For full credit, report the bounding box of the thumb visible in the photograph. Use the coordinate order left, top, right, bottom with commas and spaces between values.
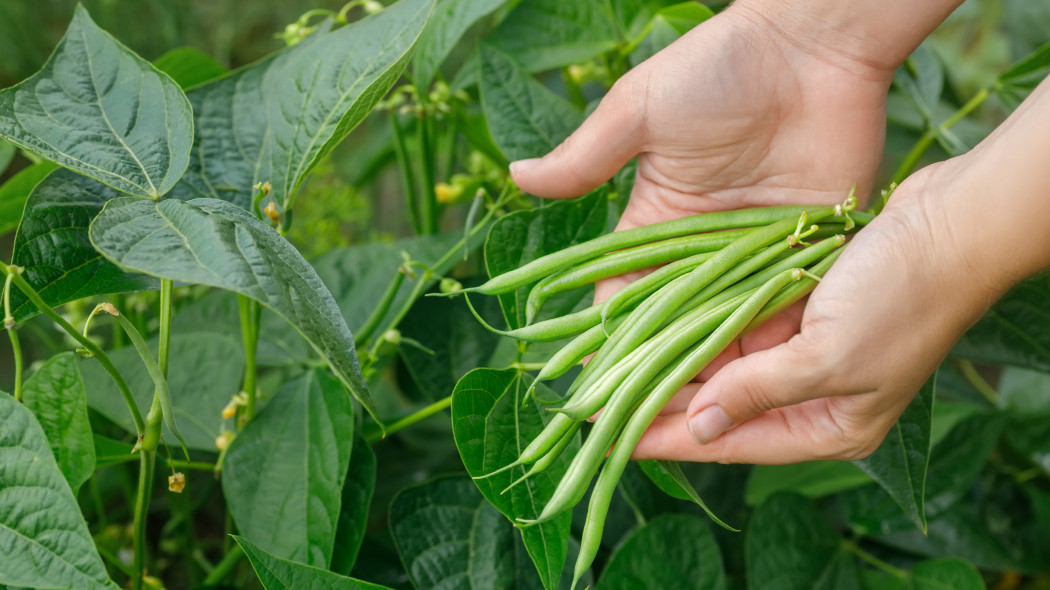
510, 80, 645, 198
686, 337, 835, 444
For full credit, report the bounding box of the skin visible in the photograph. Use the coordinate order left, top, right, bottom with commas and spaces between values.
505, 0, 1050, 464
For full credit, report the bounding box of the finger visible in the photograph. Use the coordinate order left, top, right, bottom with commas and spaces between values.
633, 397, 888, 464
684, 334, 838, 445
510, 78, 645, 198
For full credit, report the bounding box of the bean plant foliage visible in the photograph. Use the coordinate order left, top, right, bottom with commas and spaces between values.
1, 1, 1050, 589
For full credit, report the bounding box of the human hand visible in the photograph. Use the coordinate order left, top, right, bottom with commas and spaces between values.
630, 158, 1010, 464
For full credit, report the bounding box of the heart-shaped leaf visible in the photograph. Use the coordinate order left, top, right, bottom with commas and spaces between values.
0, 6, 192, 199
223, 369, 354, 568
597, 514, 726, 590
9, 168, 155, 322
485, 0, 618, 73
88, 196, 376, 421
0, 391, 118, 590
20, 352, 95, 494
170, 0, 435, 212
412, 0, 509, 88
451, 368, 577, 590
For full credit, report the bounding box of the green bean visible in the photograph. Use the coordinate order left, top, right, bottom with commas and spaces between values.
565, 210, 832, 403
473, 411, 577, 480
523, 230, 748, 322
525, 314, 629, 406
501, 421, 582, 495
748, 247, 843, 328
568, 270, 802, 585
458, 206, 812, 296
464, 292, 641, 343
532, 269, 800, 532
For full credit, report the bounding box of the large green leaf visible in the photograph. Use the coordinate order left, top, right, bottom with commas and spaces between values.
412, 0, 508, 88
483, 190, 607, 330
597, 514, 726, 590
0, 6, 192, 199
0, 160, 56, 235
153, 47, 228, 90
486, 0, 619, 73
747, 493, 860, 590
627, 2, 713, 65
911, 559, 985, 590
0, 391, 117, 590
235, 536, 393, 590
997, 40, 1050, 109
330, 432, 377, 575
0, 138, 13, 174
894, 44, 944, 124
478, 44, 583, 164
9, 168, 155, 322
170, 0, 435, 212
451, 369, 577, 590
89, 196, 376, 421
79, 332, 243, 451
223, 370, 354, 568
20, 352, 95, 494
389, 474, 520, 589
953, 272, 1050, 372
853, 373, 935, 533
745, 461, 872, 506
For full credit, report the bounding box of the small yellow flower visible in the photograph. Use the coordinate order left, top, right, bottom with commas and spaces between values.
168, 472, 186, 494
435, 182, 463, 204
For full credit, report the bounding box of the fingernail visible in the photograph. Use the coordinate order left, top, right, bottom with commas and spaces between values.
688, 406, 732, 445
509, 158, 540, 175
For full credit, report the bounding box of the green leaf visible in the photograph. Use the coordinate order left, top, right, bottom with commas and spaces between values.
748, 493, 861, 590
853, 373, 935, 533
20, 352, 95, 494
0, 138, 13, 174
92, 434, 136, 468
88, 197, 377, 422
389, 474, 521, 589
486, 0, 619, 73
478, 44, 583, 163
627, 2, 713, 65
911, 559, 985, 590
79, 332, 242, 451
0, 6, 192, 199
223, 369, 354, 568
999, 365, 1050, 415
235, 536, 393, 590
412, 0, 508, 88
0, 391, 118, 590
170, 0, 435, 212
638, 460, 736, 530
745, 461, 872, 506
451, 369, 577, 590
483, 190, 607, 330
0, 160, 57, 235
9, 168, 156, 322
953, 272, 1050, 372
153, 47, 228, 89
597, 514, 726, 590
330, 432, 377, 575
997, 40, 1050, 109
894, 44, 944, 123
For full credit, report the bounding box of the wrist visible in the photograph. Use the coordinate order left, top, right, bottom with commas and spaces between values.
728, 0, 963, 75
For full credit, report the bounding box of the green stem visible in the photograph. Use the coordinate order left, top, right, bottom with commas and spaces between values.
132, 452, 155, 590
0, 261, 145, 435
202, 544, 245, 585
367, 269, 432, 362
954, 358, 1000, 406
891, 86, 991, 186
237, 295, 259, 424
3, 270, 21, 401
365, 394, 452, 443
842, 540, 908, 580
390, 112, 422, 235
98, 543, 135, 578
417, 112, 439, 235
166, 459, 217, 471
159, 280, 173, 377
354, 271, 405, 348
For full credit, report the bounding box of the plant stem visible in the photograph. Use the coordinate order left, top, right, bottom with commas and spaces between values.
159, 280, 173, 377
417, 111, 439, 235
0, 261, 145, 435
390, 111, 422, 235
3, 269, 22, 401
891, 86, 991, 186
202, 544, 244, 585
98, 543, 136, 578
166, 459, 217, 471
367, 269, 432, 362
237, 295, 259, 423
365, 394, 452, 443
354, 271, 405, 348
132, 452, 155, 590
842, 540, 908, 580
954, 358, 1000, 406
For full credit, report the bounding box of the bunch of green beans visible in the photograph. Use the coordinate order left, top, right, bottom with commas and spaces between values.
454, 195, 868, 588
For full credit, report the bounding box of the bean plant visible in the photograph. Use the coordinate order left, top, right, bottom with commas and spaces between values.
1, 1, 1050, 589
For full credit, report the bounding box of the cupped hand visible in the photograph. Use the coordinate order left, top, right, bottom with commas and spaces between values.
631, 158, 1007, 464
